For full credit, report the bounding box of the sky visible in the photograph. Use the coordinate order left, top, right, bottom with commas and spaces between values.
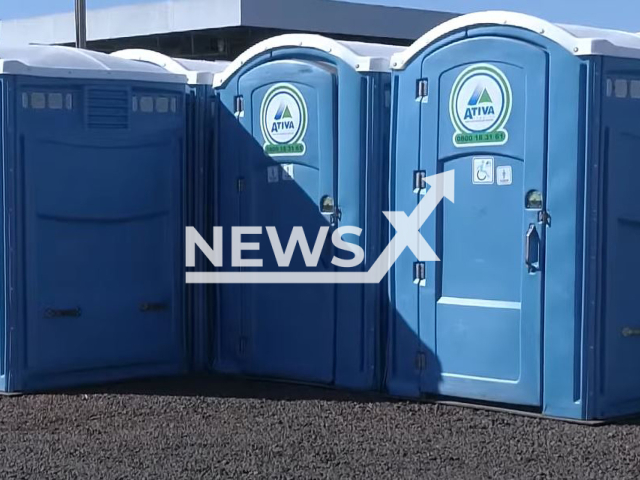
0, 0, 637, 31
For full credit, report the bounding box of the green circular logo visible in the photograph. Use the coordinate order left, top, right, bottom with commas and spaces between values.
449, 64, 512, 147
260, 84, 308, 156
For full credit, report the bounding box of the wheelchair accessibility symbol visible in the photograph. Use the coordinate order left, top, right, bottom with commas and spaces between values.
473, 157, 494, 184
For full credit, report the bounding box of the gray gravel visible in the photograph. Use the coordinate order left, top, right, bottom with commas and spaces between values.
0, 376, 639, 479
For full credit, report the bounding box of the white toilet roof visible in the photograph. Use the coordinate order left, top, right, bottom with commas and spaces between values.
214, 34, 404, 87
112, 49, 230, 85
0, 45, 186, 83
392, 11, 640, 70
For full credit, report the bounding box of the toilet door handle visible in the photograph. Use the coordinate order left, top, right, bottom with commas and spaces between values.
525, 224, 540, 273
140, 302, 169, 312
44, 307, 81, 318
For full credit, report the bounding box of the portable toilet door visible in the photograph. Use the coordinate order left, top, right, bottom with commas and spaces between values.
211, 35, 402, 389
388, 11, 640, 420
0, 46, 188, 392
111, 50, 230, 372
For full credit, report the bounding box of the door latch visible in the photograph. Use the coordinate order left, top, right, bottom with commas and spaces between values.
538, 210, 551, 226
321, 196, 341, 226
330, 207, 342, 226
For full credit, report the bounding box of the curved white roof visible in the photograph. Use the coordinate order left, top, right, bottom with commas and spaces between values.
214, 34, 404, 88
392, 11, 640, 70
0, 45, 186, 83
112, 49, 230, 85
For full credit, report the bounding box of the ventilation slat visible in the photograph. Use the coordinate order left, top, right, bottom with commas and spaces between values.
86, 88, 129, 130
87, 98, 128, 108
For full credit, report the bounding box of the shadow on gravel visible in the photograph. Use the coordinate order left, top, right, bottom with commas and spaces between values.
611, 415, 640, 426
60, 374, 395, 404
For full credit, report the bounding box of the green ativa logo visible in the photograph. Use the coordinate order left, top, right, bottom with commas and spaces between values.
260, 83, 308, 156
449, 64, 513, 148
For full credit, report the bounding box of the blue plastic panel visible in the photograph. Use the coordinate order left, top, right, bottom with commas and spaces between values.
4, 78, 187, 392
388, 30, 562, 407
594, 58, 640, 419
233, 59, 337, 383
0, 78, 5, 391
388, 26, 618, 420
419, 36, 547, 406
187, 84, 215, 372
214, 81, 244, 377
24, 138, 180, 370
214, 47, 389, 392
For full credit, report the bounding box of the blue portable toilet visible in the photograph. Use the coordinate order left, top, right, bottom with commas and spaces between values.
0, 45, 188, 392
111, 50, 229, 371
388, 11, 640, 420
210, 35, 402, 390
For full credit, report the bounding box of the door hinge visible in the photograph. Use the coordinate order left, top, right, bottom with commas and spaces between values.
413, 262, 426, 287
413, 170, 426, 194
237, 177, 245, 192
238, 336, 247, 355
416, 78, 429, 100
415, 351, 427, 371
538, 210, 551, 226
234, 95, 244, 117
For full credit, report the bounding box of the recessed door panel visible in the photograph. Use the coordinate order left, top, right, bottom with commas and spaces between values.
23, 138, 182, 372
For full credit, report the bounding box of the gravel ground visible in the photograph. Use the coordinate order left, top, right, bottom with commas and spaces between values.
0, 376, 639, 479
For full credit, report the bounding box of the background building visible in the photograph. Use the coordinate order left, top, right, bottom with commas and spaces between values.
0, 0, 457, 59
1, 0, 630, 60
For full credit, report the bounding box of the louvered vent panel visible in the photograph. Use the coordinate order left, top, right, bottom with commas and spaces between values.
86, 89, 129, 129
